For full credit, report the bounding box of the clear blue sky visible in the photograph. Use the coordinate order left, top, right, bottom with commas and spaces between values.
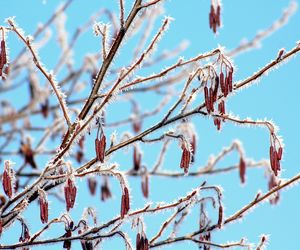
1, 0, 300, 249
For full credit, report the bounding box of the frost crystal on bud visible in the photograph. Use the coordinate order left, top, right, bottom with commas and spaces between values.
64, 178, 77, 211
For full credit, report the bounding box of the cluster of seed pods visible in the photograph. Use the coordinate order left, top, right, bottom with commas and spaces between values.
136, 232, 149, 250
180, 142, 191, 174
64, 178, 77, 211
120, 187, 130, 218
209, 1, 221, 33
202, 58, 233, 130
2, 160, 14, 198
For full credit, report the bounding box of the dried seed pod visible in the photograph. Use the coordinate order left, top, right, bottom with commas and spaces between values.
2, 160, 14, 198
20, 141, 37, 169
120, 187, 130, 218
239, 157, 246, 184
95, 133, 106, 163
88, 177, 97, 196
38, 190, 49, 224
64, 178, 77, 211
101, 178, 112, 201
133, 147, 142, 171
180, 145, 191, 174
220, 72, 225, 93
217, 205, 223, 228
209, 87, 214, 112
204, 86, 210, 113
40, 99, 49, 118
141, 172, 149, 198
76, 150, 84, 164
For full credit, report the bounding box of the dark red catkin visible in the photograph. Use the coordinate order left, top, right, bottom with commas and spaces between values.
95, 133, 106, 163
136, 233, 141, 250
228, 70, 233, 92
120, 187, 130, 218
204, 86, 210, 113
220, 71, 225, 93
137, 233, 149, 250
209, 87, 215, 112
239, 157, 246, 184
269, 144, 282, 176
2, 161, 13, 198
133, 146, 142, 171
216, 5, 221, 27
217, 205, 223, 228
141, 172, 149, 198
64, 178, 77, 211
180, 144, 191, 174
39, 190, 49, 224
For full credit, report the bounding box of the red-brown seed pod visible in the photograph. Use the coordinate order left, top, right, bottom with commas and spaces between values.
2, 161, 13, 198
88, 178, 97, 196
133, 120, 142, 133
20, 142, 37, 169
133, 147, 142, 171
217, 205, 223, 228
95, 133, 106, 163
39, 190, 49, 224
269, 145, 275, 171
1, 40, 7, 66
220, 72, 225, 93
101, 179, 112, 201
180, 145, 191, 174
136, 233, 141, 250
76, 150, 84, 164
216, 5, 221, 27
141, 173, 149, 198
120, 187, 130, 218
209, 87, 214, 112
239, 157, 246, 184
277, 147, 283, 160
41, 99, 49, 118
209, 5, 214, 29
64, 178, 77, 211
204, 86, 210, 113
228, 70, 233, 92
78, 136, 85, 150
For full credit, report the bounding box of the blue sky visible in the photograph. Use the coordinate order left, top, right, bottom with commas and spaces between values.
1, 0, 300, 249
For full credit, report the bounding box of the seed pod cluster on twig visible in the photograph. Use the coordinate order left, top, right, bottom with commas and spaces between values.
209, 1, 221, 34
